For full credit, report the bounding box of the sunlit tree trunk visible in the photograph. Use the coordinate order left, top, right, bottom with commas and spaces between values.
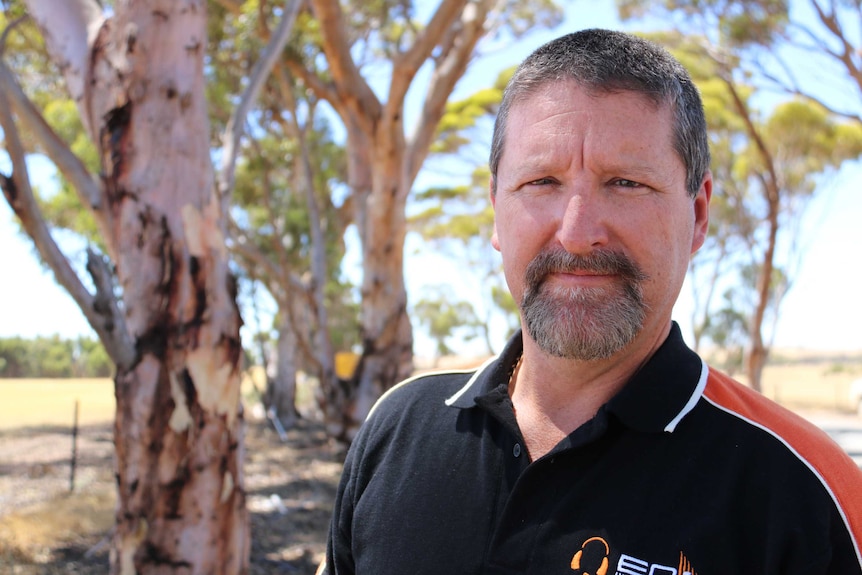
299, 0, 493, 441
10, 1, 250, 572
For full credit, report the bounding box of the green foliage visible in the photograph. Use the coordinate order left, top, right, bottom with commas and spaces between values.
490, 285, 518, 323
617, 0, 789, 47
494, 0, 566, 39
625, 16, 862, 367
410, 168, 494, 247
432, 69, 512, 155
410, 165, 519, 347
700, 290, 747, 372
1, 9, 103, 246
413, 289, 482, 357
0, 335, 113, 378
762, 100, 862, 193
211, 3, 360, 361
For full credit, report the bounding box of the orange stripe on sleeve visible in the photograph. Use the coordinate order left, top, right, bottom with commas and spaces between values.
703, 368, 862, 567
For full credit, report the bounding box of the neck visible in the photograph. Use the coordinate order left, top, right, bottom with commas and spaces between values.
510, 322, 672, 460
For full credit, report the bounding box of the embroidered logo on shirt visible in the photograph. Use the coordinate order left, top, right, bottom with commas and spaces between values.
570, 537, 610, 575
570, 536, 698, 575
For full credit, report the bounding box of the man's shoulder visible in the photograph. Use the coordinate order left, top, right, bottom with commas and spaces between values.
346, 363, 491, 459
701, 366, 862, 518
701, 367, 838, 449
365, 364, 486, 421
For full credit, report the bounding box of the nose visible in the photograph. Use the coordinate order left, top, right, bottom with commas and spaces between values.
557, 188, 610, 255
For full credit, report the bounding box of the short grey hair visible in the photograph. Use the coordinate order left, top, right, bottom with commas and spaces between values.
489, 29, 710, 197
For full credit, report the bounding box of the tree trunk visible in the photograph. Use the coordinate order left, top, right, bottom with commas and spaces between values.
355, 165, 414, 413
746, 191, 780, 393
267, 309, 300, 429
746, 337, 769, 392
721, 70, 781, 396
302, 0, 495, 441
18, 1, 250, 572
308, 125, 414, 442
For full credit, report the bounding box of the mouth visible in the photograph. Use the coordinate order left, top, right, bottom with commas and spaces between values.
526, 249, 647, 294
547, 269, 619, 288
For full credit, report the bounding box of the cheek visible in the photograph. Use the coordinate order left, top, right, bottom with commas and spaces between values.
629, 214, 691, 284
645, 227, 695, 297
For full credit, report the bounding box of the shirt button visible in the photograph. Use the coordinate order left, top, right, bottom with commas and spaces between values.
513, 443, 522, 458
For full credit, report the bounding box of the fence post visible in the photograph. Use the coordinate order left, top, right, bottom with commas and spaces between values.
70, 399, 79, 493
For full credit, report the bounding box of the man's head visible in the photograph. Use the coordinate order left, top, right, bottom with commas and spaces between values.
490, 28, 710, 198
489, 29, 712, 361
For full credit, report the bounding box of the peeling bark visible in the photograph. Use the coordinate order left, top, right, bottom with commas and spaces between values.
17, 1, 250, 573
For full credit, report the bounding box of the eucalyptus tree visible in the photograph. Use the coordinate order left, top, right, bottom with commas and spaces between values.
207, 1, 358, 431
228, 113, 358, 430
618, 0, 862, 122
0, 0, 301, 572
619, 26, 862, 391
281, 0, 565, 440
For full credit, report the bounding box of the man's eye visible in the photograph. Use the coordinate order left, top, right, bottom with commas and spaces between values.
526, 177, 556, 186
614, 178, 641, 188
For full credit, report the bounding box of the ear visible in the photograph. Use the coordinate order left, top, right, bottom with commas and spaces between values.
690, 170, 712, 255
490, 176, 501, 252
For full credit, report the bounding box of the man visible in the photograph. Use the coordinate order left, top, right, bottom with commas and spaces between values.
320, 29, 862, 574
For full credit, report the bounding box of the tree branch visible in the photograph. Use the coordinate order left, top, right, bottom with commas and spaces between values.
217, 0, 303, 215
308, 0, 380, 133
85, 248, 136, 369
228, 220, 306, 296
386, 0, 468, 112
22, 0, 104, 136
405, 0, 492, 185
0, 85, 133, 369
282, 56, 344, 115
0, 14, 28, 54
808, 0, 862, 93
0, 59, 106, 219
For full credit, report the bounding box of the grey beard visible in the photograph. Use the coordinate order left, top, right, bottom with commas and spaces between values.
520, 249, 648, 361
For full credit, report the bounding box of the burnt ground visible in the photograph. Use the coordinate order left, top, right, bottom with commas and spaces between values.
0, 418, 346, 574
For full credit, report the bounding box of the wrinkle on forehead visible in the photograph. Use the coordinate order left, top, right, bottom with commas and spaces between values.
498, 81, 683, 191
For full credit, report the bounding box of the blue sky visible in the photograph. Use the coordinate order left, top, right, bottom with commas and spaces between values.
2, 1, 861, 356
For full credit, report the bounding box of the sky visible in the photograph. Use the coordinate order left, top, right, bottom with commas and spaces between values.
1, 1, 861, 357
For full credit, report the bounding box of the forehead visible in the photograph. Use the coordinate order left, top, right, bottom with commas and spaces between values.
507, 80, 668, 129
508, 82, 674, 151
495, 81, 686, 188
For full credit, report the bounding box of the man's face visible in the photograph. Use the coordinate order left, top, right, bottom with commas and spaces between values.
491, 81, 710, 360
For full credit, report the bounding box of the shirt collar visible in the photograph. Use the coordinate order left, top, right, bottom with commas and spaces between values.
445, 322, 707, 434
444, 331, 522, 409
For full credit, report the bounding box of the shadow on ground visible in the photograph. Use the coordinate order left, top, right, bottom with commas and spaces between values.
0, 419, 344, 574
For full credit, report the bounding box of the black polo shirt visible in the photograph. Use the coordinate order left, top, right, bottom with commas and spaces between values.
324, 324, 862, 574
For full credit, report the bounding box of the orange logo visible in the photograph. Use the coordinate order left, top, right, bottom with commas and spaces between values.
570, 536, 610, 575
571, 536, 698, 575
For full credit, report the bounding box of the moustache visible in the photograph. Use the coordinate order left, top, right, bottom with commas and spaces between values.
524, 249, 648, 291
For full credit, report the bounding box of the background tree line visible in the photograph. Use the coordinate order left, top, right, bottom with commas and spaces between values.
2, 0, 861, 573
0, 334, 112, 377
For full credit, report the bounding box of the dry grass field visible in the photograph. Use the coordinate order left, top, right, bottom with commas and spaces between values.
0, 379, 115, 431
744, 351, 862, 412
0, 352, 860, 573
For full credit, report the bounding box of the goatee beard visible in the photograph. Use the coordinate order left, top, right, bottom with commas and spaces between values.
520, 249, 649, 360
